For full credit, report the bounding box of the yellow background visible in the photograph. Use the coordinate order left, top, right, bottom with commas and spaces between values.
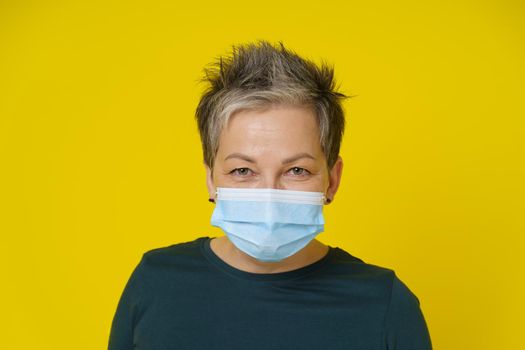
1, 0, 523, 348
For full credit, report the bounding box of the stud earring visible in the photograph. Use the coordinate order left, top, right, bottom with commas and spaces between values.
208, 198, 215, 203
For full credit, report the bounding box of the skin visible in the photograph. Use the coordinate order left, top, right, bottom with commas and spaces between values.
205, 104, 343, 274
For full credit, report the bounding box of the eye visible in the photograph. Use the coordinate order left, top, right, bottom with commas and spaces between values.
229, 168, 253, 176
286, 167, 311, 176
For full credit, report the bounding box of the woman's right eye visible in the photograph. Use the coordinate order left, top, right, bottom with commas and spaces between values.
230, 168, 253, 176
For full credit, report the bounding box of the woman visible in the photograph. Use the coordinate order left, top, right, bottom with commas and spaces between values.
108, 40, 433, 349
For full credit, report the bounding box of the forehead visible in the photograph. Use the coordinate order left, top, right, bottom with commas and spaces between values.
216, 104, 323, 159
224, 104, 318, 136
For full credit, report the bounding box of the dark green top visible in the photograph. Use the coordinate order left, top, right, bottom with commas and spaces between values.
108, 236, 432, 349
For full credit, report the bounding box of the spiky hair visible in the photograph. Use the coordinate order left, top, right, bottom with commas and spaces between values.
195, 39, 349, 171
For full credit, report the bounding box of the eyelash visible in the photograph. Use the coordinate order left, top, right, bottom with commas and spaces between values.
229, 167, 311, 177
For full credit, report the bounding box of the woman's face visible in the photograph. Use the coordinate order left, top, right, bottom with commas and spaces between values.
205, 104, 343, 202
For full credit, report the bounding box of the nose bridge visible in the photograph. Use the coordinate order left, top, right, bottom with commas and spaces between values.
259, 168, 283, 190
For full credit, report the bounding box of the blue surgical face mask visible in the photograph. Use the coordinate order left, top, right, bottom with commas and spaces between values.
210, 187, 326, 262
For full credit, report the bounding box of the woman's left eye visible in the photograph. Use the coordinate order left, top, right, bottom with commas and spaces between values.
287, 167, 310, 176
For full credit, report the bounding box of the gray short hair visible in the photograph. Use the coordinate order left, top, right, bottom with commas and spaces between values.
195, 40, 350, 172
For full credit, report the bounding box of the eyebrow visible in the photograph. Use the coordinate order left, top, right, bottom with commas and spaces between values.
224, 152, 316, 164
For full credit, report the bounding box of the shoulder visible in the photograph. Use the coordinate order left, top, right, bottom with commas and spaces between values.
125, 236, 210, 291
388, 272, 421, 307
322, 247, 402, 303
330, 247, 432, 348
383, 271, 433, 348
329, 246, 396, 281
328, 247, 432, 347
330, 248, 423, 306
140, 236, 209, 267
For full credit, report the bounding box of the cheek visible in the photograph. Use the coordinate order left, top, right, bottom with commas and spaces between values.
304, 169, 330, 191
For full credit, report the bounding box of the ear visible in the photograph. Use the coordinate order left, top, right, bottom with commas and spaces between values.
204, 162, 216, 202
325, 156, 343, 205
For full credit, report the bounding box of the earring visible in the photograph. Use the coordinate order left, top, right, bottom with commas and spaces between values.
325, 198, 332, 204
208, 198, 215, 203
